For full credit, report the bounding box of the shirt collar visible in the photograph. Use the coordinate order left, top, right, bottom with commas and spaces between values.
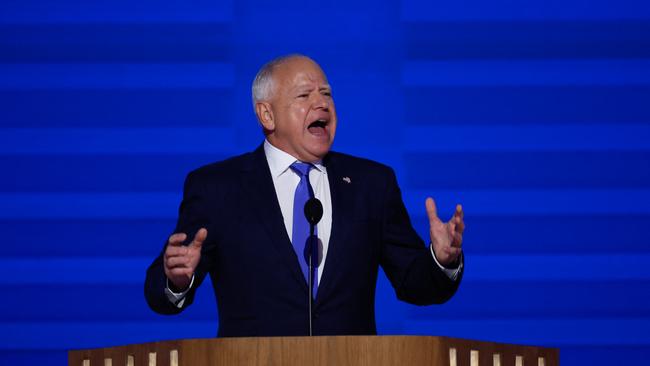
264, 139, 325, 178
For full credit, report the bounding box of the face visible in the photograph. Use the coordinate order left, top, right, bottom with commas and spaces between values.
258, 57, 337, 162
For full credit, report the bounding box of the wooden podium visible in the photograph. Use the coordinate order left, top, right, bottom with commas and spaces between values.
69, 336, 558, 366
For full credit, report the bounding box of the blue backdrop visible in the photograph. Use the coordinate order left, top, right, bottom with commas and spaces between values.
2, 0, 650, 364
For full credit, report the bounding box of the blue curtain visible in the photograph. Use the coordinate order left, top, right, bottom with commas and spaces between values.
1, 0, 650, 364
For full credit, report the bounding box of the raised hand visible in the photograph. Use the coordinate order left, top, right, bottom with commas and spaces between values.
425, 197, 464, 267
163, 228, 207, 291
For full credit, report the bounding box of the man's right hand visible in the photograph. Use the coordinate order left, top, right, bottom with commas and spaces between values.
164, 228, 207, 291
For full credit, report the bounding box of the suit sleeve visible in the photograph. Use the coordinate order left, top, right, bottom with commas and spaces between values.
379, 168, 462, 305
144, 169, 217, 314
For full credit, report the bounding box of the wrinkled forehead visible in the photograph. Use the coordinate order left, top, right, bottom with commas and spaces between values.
274, 57, 329, 89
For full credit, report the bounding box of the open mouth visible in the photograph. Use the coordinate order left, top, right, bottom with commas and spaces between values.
307, 119, 328, 136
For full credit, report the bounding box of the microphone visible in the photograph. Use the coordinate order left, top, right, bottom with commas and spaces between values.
304, 197, 323, 226
303, 197, 322, 336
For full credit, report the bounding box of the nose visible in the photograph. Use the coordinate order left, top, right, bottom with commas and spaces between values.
314, 94, 330, 110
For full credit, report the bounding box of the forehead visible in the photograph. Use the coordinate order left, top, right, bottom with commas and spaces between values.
273, 58, 329, 89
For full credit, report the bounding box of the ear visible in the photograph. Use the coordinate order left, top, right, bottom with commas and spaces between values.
255, 102, 275, 132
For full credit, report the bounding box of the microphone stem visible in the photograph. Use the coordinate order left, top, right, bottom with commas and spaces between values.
308, 224, 314, 336
304, 197, 322, 337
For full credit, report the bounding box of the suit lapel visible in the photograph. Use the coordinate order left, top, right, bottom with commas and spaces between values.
240, 145, 308, 291
316, 152, 355, 304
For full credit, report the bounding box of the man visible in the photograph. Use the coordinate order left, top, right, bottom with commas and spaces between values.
145, 54, 465, 337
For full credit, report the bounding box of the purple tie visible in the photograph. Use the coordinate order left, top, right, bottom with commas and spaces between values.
290, 162, 318, 298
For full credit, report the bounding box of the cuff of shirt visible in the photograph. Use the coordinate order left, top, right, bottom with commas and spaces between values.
430, 244, 463, 281
164, 275, 195, 308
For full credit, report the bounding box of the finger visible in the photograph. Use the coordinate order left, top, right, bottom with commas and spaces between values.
166, 256, 191, 269
190, 228, 208, 249
168, 233, 187, 246
455, 204, 464, 219
425, 197, 439, 224
456, 217, 465, 234
447, 221, 456, 239
451, 214, 463, 230
168, 267, 194, 277
165, 246, 188, 258
451, 232, 463, 248
450, 204, 463, 222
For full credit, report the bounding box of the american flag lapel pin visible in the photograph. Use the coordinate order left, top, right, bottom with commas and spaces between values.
342, 176, 351, 184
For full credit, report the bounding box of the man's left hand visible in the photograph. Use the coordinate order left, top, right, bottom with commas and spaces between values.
426, 197, 464, 267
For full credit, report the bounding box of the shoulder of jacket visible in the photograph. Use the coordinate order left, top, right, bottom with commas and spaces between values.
187, 151, 254, 181
327, 150, 394, 176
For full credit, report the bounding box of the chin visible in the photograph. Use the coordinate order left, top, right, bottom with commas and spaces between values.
305, 144, 331, 161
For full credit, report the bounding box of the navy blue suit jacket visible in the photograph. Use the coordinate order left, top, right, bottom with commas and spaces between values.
145, 144, 461, 337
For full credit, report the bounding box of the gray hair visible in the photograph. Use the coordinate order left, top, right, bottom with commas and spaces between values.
251, 54, 310, 106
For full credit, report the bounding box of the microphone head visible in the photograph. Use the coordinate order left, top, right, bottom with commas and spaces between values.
304, 198, 323, 225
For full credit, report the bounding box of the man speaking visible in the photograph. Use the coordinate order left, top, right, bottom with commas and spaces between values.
145, 54, 465, 337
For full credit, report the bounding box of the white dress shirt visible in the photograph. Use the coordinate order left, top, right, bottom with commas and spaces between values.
263, 139, 332, 282
166, 140, 461, 306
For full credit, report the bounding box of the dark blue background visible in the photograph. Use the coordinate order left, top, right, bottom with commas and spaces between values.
2, 0, 650, 364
